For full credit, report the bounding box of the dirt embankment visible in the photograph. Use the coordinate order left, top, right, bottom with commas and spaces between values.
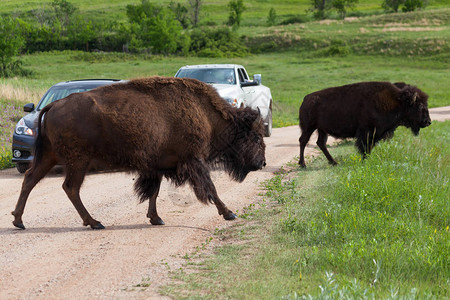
0, 106, 448, 299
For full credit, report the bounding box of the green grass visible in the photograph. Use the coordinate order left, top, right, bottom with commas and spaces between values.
162, 121, 449, 299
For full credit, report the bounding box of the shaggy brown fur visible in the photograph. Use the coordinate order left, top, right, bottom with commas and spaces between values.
298, 81, 431, 168
12, 77, 266, 229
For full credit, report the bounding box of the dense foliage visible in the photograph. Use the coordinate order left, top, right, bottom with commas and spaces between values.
382, 0, 427, 12
0, 0, 439, 78
0, 17, 32, 77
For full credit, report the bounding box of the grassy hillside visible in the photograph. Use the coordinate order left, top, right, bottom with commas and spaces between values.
1, 0, 449, 25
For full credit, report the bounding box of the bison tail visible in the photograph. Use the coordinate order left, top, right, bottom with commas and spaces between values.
33, 104, 53, 168
134, 173, 162, 203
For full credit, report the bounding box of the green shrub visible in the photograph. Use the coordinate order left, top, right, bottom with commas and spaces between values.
316, 40, 351, 57
279, 14, 310, 25
267, 8, 277, 26
0, 150, 14, 169
189, 27, 249, 57
403, 0, 427, 12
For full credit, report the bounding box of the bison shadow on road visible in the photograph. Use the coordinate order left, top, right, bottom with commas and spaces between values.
0, 224, 211, 235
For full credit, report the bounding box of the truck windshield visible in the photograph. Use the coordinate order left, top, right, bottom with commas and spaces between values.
176, 68, 236, 85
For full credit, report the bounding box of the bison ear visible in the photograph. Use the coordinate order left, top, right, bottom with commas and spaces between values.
236, 107, 260, 128
400, 87, 419, 106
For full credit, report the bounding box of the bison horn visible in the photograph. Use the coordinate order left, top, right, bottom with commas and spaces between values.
256, 107, 263, 122
412, 92, 418, 104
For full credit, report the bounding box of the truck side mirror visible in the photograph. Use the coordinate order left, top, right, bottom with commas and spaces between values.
253, 74, 261, 85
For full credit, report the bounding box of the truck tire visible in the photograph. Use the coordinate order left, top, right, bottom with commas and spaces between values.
265, 108, 272, 137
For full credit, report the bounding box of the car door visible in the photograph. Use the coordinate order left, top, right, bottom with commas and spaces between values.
238, 67, 256, 107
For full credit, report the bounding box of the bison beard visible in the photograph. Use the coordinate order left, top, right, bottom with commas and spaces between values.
12, 77, 266, 229
298, 81, 431, 168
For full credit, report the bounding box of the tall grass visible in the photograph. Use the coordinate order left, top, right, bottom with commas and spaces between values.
0, 100, 24, 169
0, 82, 45, 105
163, 121, 449, 298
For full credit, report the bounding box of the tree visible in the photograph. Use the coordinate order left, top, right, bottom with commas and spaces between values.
382, 0, 404, 12
0, 17, 25, 77
227, 0, 246, 28
310, 0, 358, 19
169, 1, 189, 29
331, 0, 358, 19
51, 0, 77, 34
382, 0, 426, 12
403, 0, 426, 12
267, 8, 277, 26
310, 0, 330, 19
188, 0, 202, 27
67, 17, 96, 51
126, 0, 187, 54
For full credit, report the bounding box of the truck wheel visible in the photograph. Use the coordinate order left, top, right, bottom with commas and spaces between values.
16, 163, 30, 174
264, 108, 272, 137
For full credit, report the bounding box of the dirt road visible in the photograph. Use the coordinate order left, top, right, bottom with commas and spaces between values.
1, 107, 448, 299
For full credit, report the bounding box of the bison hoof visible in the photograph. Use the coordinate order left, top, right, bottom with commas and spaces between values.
13, 221, 25, 230
90, 223, 105, 230
223, 212, 237, 221
150, 217, 165, 225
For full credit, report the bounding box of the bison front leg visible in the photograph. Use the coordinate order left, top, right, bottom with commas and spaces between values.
188, 160, 237, 221
12, 155, 56, 229
63, 163, 104, 229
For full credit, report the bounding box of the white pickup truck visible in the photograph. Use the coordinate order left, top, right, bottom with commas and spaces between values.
175, 64, 273, 137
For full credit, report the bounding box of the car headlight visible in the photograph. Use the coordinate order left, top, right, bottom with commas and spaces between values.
15, 118, 34, 136
224, 97, 238, 107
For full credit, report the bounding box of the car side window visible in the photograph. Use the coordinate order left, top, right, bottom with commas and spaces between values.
237, 69, 245, 83
239, 68, 249, 81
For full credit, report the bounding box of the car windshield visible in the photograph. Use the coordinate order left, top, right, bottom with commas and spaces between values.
36, 86, 97, 111
176, 68, 236, 85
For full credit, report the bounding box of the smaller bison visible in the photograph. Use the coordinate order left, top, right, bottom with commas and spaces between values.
12, 77, 266, 230
298, 81, 431, 168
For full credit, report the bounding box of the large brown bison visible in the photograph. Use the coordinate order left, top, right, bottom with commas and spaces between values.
12, 77, 266, 229
298, 81, 431, 168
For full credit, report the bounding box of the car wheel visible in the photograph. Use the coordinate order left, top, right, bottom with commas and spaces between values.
264, 108, 272, 137
16, 163, 30, 174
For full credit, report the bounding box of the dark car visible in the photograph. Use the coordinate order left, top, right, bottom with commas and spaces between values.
12, 79, 123, 173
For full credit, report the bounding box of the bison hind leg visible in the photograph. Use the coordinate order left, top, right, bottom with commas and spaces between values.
317, 129, 337, 166
299, 128, 315, 168
134, 173, 164, 225
356, 130, 377, 159
63, 161, 104, 229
